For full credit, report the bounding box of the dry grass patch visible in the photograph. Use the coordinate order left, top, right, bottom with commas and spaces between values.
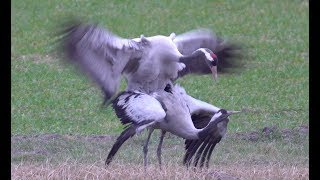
11, 127, 309, 179
12, 161, 308, 180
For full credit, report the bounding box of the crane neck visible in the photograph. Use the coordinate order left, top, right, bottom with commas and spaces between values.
197, 113, 229, 139
180, 50, 204, 61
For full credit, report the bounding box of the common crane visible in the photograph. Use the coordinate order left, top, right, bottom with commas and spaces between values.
106, 84, 239, 168
59, 21, 243, 104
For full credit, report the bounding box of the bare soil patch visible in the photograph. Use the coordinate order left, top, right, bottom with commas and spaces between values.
11, 124, 309, 144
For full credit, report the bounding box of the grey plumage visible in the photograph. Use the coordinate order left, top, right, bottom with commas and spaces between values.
106, 84, 237, 168
60, 23, 143, 102
57, 20, 243, 168
58, 21, 243, 103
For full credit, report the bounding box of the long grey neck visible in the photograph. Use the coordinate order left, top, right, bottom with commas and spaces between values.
180, 50, 203, 62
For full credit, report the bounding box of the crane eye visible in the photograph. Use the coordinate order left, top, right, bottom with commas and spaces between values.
217, 109, 227, 114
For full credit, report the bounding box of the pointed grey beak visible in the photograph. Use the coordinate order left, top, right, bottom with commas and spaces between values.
210, 66, 218, 81
226, 110, 242, 116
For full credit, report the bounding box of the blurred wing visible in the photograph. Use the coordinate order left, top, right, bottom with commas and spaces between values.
173, 28, 244, 77
173, 28, 219, 55
59, 22, 143, 102
183, 113, 229, 168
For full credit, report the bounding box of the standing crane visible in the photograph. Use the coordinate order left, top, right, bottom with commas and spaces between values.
58, 20, 243, 168
106, 84, 239, 168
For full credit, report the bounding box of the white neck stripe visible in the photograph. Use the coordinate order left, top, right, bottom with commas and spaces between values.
199, 48, 213, 61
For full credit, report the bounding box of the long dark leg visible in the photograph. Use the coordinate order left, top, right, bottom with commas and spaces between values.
143, 128, 154, 170
105, 125, 136, 165
157, 130, 166, 170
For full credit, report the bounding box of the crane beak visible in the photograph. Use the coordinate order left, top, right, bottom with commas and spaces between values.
226, 110, 241, 116
210, 66, 218, 81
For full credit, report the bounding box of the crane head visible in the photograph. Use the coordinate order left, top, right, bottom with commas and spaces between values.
198, 48, 218, 81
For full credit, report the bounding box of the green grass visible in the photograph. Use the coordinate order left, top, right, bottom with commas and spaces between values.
12, 0, 309, 135
11, 130, 308, 166
11, 1, 309, 177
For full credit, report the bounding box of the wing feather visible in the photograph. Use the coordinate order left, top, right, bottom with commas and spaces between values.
59, 22, 143, 102
112, 91, 166, 126
173, 28, 219, 55
106, 91, 166, 165
183, 113, 229, 168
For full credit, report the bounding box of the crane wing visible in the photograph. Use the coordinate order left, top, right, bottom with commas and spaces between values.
112, 91, 166, 127
173, 28, 244, 78
106, 91, 166, 165
173, 29, 219, 55
183, 113, 229, 168
59, 21, 144, 103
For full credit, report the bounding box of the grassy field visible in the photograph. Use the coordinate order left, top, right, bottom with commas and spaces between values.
11, 0, 309, 179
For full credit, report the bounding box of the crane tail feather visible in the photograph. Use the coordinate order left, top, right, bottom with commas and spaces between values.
183, 112, 230, 168
204, 141, 217, 168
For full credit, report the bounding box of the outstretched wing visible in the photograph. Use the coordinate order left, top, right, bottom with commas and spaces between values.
183, 113, 229, 168
58, 21, 143, 103
174, 29, 219, 55
173, 28, 244, 77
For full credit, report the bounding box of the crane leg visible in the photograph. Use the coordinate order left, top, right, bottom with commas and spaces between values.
143, 128, 154, 170
157, 130, 166, 170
